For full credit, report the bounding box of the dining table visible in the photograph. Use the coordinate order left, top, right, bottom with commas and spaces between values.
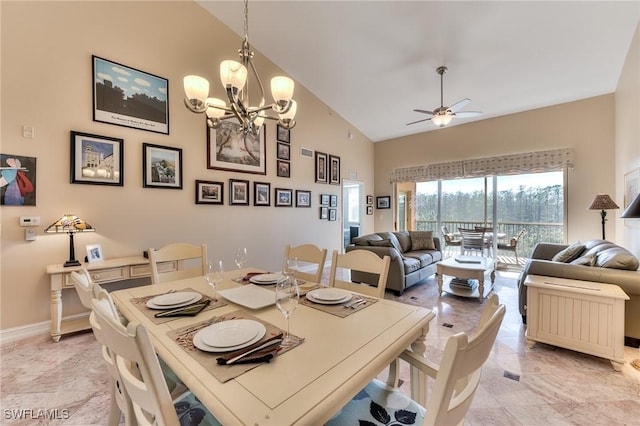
110, 267, 435, 425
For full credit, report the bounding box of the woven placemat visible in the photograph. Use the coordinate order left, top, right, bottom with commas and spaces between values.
130, 288, 227, 325
301, 293, 378, 318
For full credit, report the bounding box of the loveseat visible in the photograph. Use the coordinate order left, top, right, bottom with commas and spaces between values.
517, 239, 640, 342
346, 231, 442, 295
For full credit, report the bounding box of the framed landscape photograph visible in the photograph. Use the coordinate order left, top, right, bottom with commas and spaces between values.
320, 194, 330, 206
277, 124, 290, 143
142, 143, 182, 189
315, 151, 328, 184
376, 196, 391, 209
254, 181, 271, 206
195, 180, 223, 205
71, 131, 123, 186
93, 56, 168, 134
0, 154, 36, 206
207, 121, 266, 175
277, 142, 290, 160
320, 206, 329, 219
275, 188, 293, 207
229, 179, 250, 205
329, 155, 341, 185
277, 160, 290, 178
296, 190, 311, 207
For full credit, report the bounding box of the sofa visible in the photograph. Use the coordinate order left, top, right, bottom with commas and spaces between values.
346, 231, 442, 295
517, 239, 640, 342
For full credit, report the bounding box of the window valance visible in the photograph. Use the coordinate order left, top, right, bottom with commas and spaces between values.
389, 148, 573, 183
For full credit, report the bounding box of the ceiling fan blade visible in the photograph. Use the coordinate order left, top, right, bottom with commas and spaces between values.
454, 111, 482, 118
412, 109, 434, 115
448, 98, 471, 113
406, 117, 433, 126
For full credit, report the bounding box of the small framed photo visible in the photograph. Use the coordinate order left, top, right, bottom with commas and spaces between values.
70, 131, 123, 186
320, 206, 329, 219
86, 244, 104, 263
277, 142, 290, 160
229, 179, 250, 205
320, 194, 330, 206
329, 209, 337, 221
195, 180, 223, 205
367, 205, 373, 215
296, 190, 311, 207
142, 143, 182, 189
330, 194, 338, 207
275, 188, 293, 207
329, 155, 341, 185
254, 181, 271, 206
277, 124, 290, 143
376, 196, 391, 209
366, 195, 373, 205
277, 160, 290, 178
315, 151, 328, 184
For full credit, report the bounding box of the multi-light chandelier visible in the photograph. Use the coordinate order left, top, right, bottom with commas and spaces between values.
183, 0, 297, 135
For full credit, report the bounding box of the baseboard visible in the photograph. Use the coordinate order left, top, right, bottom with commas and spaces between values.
0, 312, 89, 347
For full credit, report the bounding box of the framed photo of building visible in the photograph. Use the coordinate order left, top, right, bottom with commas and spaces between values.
229, 179, 250, 205
275, 188, 293, 207
92, 56, 168, 134
296, 190, 311, 207
71, 131, 123, 186
195, 180, 223, 205
329, 155, 341, 185
0, 153, 36, 206
208, 121, 266, 175
315, 151, 328, 184
254, 182, 271, 206
142, 143, 182, 189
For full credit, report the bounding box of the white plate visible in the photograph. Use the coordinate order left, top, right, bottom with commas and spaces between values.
198, 319, 263, 348
306, 292, 352, 305
193, 322, 266, 353
308, 288, 350, 301
217, 284, 276, 309
146, 293, 202, 310
249, 273, 284, 284
150, 291, 201, 306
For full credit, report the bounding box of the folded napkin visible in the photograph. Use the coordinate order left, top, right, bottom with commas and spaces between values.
153, 299, 211, 318
216, 333, 283, 365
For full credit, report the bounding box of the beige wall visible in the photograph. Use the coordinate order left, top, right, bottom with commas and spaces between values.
0, 1, 375, 330
374, 95, 617, 244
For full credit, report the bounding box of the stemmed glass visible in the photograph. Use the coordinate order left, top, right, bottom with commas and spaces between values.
282, 256, 299, 282
275, 277, 300, 345
233, 248, 248, 282
205, 260, 224, 301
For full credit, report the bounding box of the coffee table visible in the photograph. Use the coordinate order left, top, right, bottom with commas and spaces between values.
437, 256, 496, 300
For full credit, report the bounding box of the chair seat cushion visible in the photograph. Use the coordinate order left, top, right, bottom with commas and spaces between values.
327, 379, 425, 426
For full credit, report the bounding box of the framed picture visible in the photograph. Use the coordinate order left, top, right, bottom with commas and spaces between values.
277, 160, 290, 178
320, 194, 330, 206
254, 181, 271, 206
330, 194, 338, 207
207, 121, 266, 175
624, 168, 640, 227
319, 206, 329, 219
0, 153, 36, 206
376, 196, 391, 209
229, 179, 250, 205
296, 190, 311, 207
195, 180, 223, 205
70, 131, 123, 186
329, 209, 337, 221
367, 205, 373, 215
275, 188, 293, 207
277, 142, 290, 160
367, 195, 373, 205
277, 124, 290, 143
92, 56, 168, 134
142, 143, 182, 189
315, 151, 328, 184
329, 155, 341, 185
86, 244, 104, 263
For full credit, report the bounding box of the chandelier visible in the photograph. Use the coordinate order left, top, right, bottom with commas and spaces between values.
183, 0, 296, 135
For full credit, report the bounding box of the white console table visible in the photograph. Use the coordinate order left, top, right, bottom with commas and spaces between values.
46, 256, 176, 342
525, 275, 629, 371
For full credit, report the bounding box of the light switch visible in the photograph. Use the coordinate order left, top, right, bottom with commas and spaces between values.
22, 126, 34, 139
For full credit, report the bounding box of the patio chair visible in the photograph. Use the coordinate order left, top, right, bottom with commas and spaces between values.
458, 228, 489, 256
497, 228, 526, 264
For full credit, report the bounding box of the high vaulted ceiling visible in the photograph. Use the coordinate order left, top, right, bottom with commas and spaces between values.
197, 1, 640, 142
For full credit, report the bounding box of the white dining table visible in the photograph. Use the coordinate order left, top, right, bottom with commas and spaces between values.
110, 268, 435, 425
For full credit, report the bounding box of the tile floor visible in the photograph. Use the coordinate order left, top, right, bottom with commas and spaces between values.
1, 271, 639, 425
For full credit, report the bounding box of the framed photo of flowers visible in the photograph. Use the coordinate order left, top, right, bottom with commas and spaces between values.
142, 143, 182, 189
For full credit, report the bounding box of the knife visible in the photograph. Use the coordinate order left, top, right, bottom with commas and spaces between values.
223, 337, 283, 365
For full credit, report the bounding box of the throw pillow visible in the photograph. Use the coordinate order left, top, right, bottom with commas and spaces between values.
569, 254, 596, 266
394, 231, 412, 253
369, 239, 393, 248
595, 247, 640, 270
410, 231, 435, 251
551, 242, 585, 263
377, 232, 404, 254
352, 234, 383, 246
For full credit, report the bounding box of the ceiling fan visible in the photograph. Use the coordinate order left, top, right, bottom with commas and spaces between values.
407, 66, 482, 127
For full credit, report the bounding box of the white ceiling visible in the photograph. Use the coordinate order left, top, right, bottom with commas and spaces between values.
197, 1, 640, 142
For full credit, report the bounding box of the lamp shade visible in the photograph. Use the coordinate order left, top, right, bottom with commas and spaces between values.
621, 193, 640, 218
270, 76, 294, 102
588, 194, 619, 210
46, 214, 94, 234
220, 60, 247, 90
183, 75, 209, 103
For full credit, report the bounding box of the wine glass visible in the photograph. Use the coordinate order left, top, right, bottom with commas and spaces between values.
282, 256, 299, 282
275, 277, 300, 345
233, 248, 248, 282
205, 260, 224, 301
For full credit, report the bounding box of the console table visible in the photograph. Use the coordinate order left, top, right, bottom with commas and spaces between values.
46, 256, 176, 342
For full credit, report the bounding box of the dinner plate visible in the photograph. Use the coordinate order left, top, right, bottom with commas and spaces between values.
249, 273, 284, 285
199, 319, 263, 348
150, 291, 201, 306
308, 288, 350, 301
146, 293, 202, 310
217, 285, 276, 309
306, 291, 352, 305
193, 322, 266, 352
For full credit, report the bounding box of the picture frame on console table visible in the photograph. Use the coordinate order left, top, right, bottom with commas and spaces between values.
142, 143, 182, 189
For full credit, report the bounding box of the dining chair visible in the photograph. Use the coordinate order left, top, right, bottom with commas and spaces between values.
284, 243, 328, 283
70, 269, 99, 310
90, 297, 221, 426
328, 249, 391, 298
327, 293, 506, 426
458, 228, 489, 256
148, 243, 208, 285
497, 228, 526, 264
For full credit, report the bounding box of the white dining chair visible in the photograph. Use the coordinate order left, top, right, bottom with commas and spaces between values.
284, 243, 328, 283
327, 293, 506, 426
328, 249, 391, 298
148, 243, 208, 285
70, 269, 99, 310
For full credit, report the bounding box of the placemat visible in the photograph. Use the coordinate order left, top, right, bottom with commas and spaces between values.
168, 309, 304, 383
130, 288, 227, 325
301, 293, 378, 318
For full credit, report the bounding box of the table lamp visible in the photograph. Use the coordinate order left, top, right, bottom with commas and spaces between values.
46, 214, 95, 267
620, 193, 640, 371
588, 194, 619, 240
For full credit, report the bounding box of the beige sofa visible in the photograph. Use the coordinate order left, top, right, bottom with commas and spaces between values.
517, 239, 640, 344
346, 231, 442, 295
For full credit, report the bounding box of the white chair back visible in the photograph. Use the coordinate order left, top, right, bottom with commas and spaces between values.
148, 243, 207, 284
284, 244, 327, 283
70, 269, 97, 310
328, 249, 391, 298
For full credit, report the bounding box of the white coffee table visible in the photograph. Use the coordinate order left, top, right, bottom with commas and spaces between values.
437, 256, 496, 300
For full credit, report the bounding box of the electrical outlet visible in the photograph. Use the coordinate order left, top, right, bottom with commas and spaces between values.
22, 126, 34, 139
